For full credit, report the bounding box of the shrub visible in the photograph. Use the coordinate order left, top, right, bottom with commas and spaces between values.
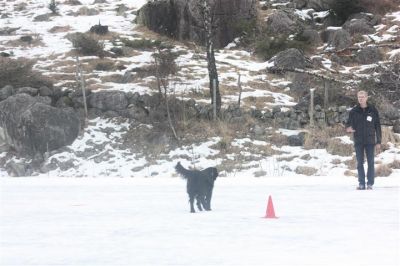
68, 33, 104, 57
0, 58, 53, 88
48, 0, 58, 14
232, 18, 258, 45
152, 48, 179, 78
389, 160, 400, 169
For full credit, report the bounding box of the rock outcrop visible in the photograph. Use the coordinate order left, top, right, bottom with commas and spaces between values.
136, 0, 258, 48
0, 94, 80, 157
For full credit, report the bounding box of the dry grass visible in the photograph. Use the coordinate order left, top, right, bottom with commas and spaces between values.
295, 166, 318, 176
304, 124, 347, 150
267, 132, 289, 147
389, 160, 400, 169
5, 35, 45, 47
0, 57, 53, 88
50, 73, 77, 82
382, 126, 400, 144
327, 138, 354, 156
246, 80, 273, 91
344, 156, 357, 170
344, 170, 357, 177
219, 84, 241, 95
48, 26, 72, 33
133, 26, 178, 45
100, 74, 125, 84
243, 95, 275, 109
85, 58, 117, 72
277, 155, 297, 162
375, 164, 393, 177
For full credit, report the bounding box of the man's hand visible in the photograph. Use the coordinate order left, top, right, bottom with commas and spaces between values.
375, 144, 381, 154
346, 127, 355, 133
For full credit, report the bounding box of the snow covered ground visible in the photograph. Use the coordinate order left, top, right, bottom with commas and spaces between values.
1, 2, 400, 264
0, 176, 399, 266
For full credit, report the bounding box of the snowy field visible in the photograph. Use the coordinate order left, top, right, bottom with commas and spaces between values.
1, 176, 399, 266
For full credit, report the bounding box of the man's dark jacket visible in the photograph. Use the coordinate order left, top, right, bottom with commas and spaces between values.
346, 104, 382, 145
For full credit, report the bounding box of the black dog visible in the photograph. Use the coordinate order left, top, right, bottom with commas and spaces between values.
175, 162, 218, 213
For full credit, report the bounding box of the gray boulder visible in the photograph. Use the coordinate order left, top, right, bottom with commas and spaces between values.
16, 87, 38, 96
5, 161, 32, 177
271, 48, 313, 70
0, 85, 14, 101
348, 13, 381, 26
343, 18, 375, 35
299, 29, 322, 46
39, 86, 53, 97
355, 46, 382, 64
87, 91, 128, 111
294, 0, 307, 8
0, 94, 80, 157
327, 29, 352, 50
136, 0, 258, 48
33, 14, 51, 22
288, 132, 305, 146
266, 10, 298, 35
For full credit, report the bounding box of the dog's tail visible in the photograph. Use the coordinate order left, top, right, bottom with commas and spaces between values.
175, 162, 191, 179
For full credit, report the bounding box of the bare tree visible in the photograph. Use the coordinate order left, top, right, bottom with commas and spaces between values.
237, 73, 242, 107
152, 47, 179, 140
75, 55, 88, 126
200, 0, 221, 115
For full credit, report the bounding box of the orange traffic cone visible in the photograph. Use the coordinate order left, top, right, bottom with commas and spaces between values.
264, 195, 278, 218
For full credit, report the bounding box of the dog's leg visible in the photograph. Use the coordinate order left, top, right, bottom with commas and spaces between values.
205, 187, 213, 211
199, 195, 208, 211
189, 195, 196, 213
196, 196, 203, 211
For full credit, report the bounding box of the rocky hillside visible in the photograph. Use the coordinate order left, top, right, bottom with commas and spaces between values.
0, 0, 399, 177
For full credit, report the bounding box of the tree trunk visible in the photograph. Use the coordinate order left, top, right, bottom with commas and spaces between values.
203, 0, 221, 114
324, 80, 329, 109
75, 55, 88, 126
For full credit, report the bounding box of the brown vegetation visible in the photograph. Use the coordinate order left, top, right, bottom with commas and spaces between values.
327, 138, 353, 156
295, 166, 318, 176
375, 164, 393, 177
0, 57, 53, 88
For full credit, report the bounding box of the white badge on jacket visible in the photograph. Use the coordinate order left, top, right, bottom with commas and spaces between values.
367, 116, 372, 122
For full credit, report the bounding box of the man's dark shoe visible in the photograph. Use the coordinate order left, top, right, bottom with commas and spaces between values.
357, 184, 366, 190
367, 185, 373, 190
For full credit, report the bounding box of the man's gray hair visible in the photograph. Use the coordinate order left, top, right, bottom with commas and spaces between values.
358, 90, 368, 96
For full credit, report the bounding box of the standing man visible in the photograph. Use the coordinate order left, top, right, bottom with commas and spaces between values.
346, 90, 382, 190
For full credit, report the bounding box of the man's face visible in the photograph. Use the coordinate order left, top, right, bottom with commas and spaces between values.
358, 92, 368, 106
